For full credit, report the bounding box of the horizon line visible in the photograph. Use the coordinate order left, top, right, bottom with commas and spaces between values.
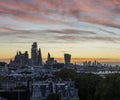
1, 57, 120, 63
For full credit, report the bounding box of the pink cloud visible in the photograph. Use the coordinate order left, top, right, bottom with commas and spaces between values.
0, 0, 120, 27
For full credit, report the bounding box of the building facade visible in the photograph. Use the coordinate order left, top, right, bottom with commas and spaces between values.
64, 53, 71, 67
31, 81, 77, 100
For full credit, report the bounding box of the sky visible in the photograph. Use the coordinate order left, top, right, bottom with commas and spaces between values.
0, 0, 120, 63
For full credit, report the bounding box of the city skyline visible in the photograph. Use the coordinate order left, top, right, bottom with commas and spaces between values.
1, 42, 120, 63
0, 0, 120, 63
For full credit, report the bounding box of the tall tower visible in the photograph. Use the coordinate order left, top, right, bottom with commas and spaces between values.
47, 52, 51, 60
31, 42, 38, 65
64, 53, 71, 66
38, 48, 42, 66
31, 42, 42, 66
24, 51, 29, 65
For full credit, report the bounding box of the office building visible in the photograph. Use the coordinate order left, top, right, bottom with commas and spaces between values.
31, 42, 42, 66
64, 53, 71, 66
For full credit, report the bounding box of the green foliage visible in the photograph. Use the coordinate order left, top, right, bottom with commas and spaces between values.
55, 68, 77, 80
76, 73, 120, 100
75, 73, 102, 100
0, 75, 9, 80
47, 93, 60, 100
0, 62, 6, 66
95, 74, 120, 100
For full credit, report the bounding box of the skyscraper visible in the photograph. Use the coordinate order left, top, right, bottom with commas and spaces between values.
46, 52, 55, 66
64, 53, 71, 66
47, 52, 51, 61
38, 48, 42, 66
31, 42, 42, 66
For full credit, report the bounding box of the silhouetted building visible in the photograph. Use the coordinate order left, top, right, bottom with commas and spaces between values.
44, 53, 57, 69
46, 52, 56, 65
9, 51, 29, 67
38, 48, 42, 66
31, 42, 42, 66
64, 53, 71, 66
31, 81, 77, 100
9, 42, 42, 67
47, 52, 51, 60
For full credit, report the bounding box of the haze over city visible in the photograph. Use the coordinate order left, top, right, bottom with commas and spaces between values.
0, 0, 120, 63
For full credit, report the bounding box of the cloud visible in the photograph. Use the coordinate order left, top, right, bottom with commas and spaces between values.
43, 29, 120, 43
0, 0, 120, 28
0, 27, 32, 35
0, 27, 120, 43
55, 35, 120, 43
0, 27, 96, 36
98, 28, 117, 35
0, 1, 62, 24
45, 29, 96, 35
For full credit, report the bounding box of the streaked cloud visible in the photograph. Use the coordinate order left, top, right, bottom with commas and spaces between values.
55, 35, 119, 43
0, 27, 119, 43
45, 29, 96, 35
0, 27, 32, 36
0, 0, 120, 27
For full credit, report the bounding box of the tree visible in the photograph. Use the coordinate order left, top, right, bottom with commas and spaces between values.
75, 73, 102, 100
55, 68, 77, 80
95, 74, 120, 100
47, 93, 60, 100
0, 62, 6, 66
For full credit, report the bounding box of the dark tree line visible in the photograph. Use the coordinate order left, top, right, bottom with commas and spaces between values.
95, 74, 120, 100
54, 68, 77, 80
75, 73, 120, 100
75, 73, 102, 100
0, 62, 6, 66
55, 68, 120, 100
